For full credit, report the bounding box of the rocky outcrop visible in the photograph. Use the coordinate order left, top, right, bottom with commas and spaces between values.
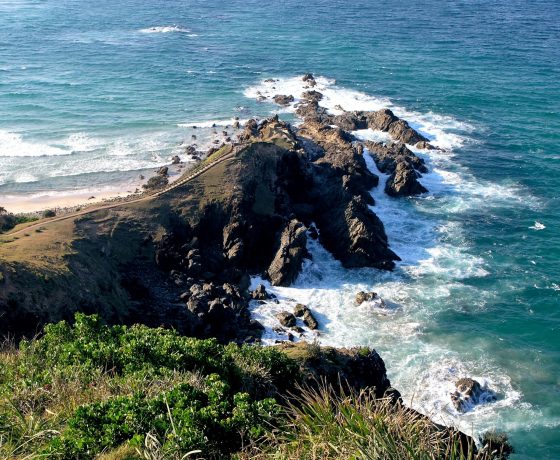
267, 219, 308, 287
355, 291, 378, 305
365, 108, 430, 145
273, 94, 295, 106
276, 311, 297, 327
302, 73, 316, 86
451, 378, 497, 413
280, 343, 392, 398
293, 303, 318, 329
251, 284, 271, 301
0, 114, 403, 341
143, 174, 168, 190
385, 161, 428, 197
332, 111, 368, 131
365, 141, 428, 197
302, 90, 323, 102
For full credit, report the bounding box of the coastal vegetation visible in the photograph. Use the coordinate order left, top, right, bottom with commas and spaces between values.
0, 314, 511, 459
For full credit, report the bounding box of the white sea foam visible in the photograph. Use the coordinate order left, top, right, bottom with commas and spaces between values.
0, 130, 71, 157
139, 26, 193, 35
244, 75, 545, 436
529, 221, 545, 230
177, 118, 249, 129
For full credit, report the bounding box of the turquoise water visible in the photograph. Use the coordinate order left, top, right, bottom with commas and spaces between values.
1, 0, 559, 457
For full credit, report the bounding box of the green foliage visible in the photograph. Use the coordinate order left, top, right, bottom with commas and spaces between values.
0, 212, 38, 233
0, 314, 297, 459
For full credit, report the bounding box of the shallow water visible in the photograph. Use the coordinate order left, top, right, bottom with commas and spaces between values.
1, 1, 559, 457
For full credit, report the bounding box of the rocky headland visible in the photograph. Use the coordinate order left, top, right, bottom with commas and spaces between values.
0, 75, 508, 457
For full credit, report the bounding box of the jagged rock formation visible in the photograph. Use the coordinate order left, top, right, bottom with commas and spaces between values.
0, 97, 441, 341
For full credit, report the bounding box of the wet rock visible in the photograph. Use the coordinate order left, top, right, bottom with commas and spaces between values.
157, 166, 169, 176
416, 140, 436, 150
233, 120, 241, 129
366, 109, 400, 131
276, 311, 297, 327
302, 73, 316, 86
294, 303, 308, 317
451, 378, 484, 412
267, 219, 308, 286
273, 94, 295, 106
355, 291, 378, 305
365, 141, 427, 174
251, 284, 271, 301
365, 109, 429, 145
302, 309, 318, 329
388, 119, 429, 145
385, 161, 428, 197
171, 155, 181, 165
332, 112, 368, 131
302, 90, 323, 102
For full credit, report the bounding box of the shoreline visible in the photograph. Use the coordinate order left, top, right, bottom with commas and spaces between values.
0, 162, 190, 215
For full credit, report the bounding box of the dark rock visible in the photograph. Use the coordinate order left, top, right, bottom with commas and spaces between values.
302, 309, 318, 329
385, 161, 428, 197
302, 73, 316, 86
451, 378, 484, 413
294, 303, 308, 317
279, 343, 392, 398
142, 175, 168, 190
365, 108, 429, 145
355, 291, 378, 305
416, 140, 436, 150
171, 155, 181, 165
365, 141, 427, 174
157, 166, 169, 176
252, 284, 270, 301
388, 119, 428, 145
233, 120, 241, 129
366, 109, 400, 131
267, 219, 308, 286
302, 90, 323, 102
276, 311, 297, 327
273, 94, 295, 106
332, 112, 368, 131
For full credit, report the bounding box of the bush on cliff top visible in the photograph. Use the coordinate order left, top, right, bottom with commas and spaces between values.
0, 314, 297, 459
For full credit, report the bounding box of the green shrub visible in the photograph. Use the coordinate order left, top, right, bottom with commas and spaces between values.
1, 314, 297, 458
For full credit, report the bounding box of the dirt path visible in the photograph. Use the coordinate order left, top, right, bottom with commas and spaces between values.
4, 150, 238, 237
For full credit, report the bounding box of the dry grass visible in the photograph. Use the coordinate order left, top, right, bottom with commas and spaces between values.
238, 384, 480, 460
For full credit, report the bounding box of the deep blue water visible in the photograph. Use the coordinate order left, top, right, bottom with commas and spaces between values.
1, 0, 559, 457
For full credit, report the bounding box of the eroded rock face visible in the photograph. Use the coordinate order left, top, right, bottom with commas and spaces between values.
332, 112, 368, 131
385, 161, 428, 197
365, 108, 429, 145
267, 219, 308, 287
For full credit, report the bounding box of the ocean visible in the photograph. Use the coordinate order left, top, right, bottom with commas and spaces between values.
1, 0, 559, 457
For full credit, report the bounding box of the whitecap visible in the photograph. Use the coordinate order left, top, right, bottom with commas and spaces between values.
0, 130, 70, 157
139, 26, 192, 34
529, 221, 545, 230
177, 118, 248, 129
